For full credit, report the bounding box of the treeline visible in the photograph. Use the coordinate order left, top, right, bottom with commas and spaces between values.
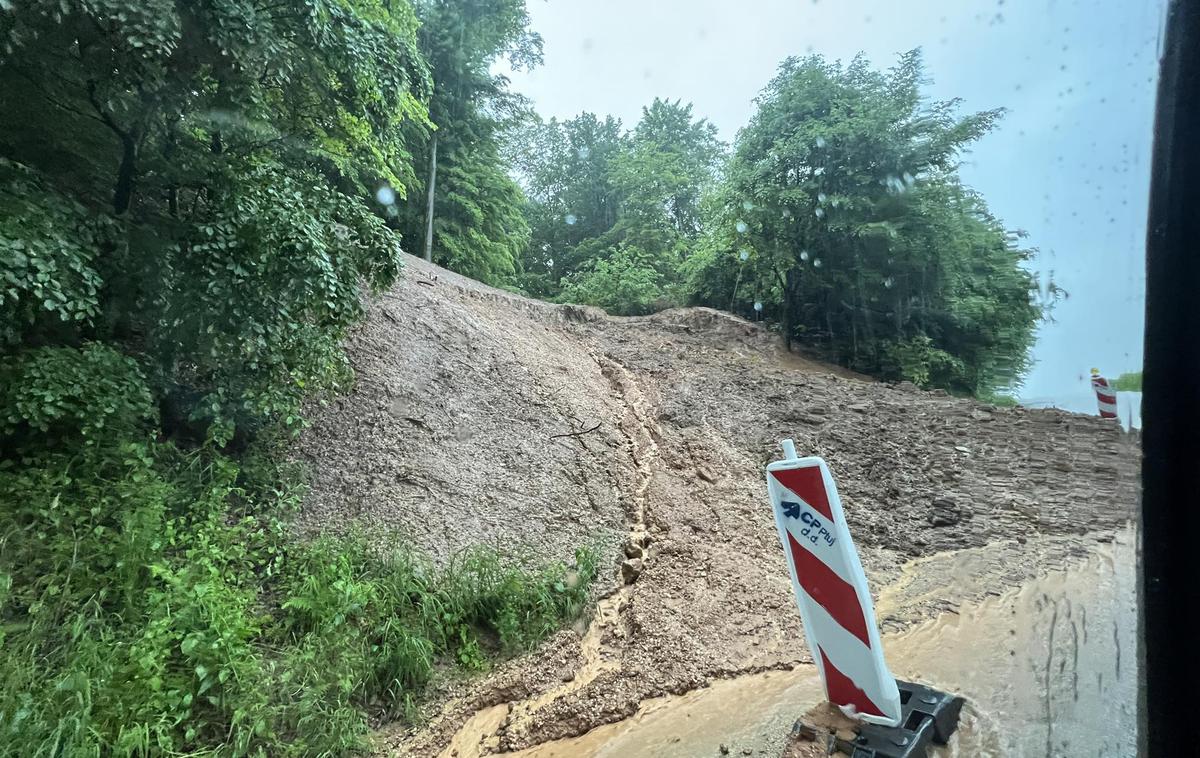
509, 53, 1047, 396
0, 2, 597, 755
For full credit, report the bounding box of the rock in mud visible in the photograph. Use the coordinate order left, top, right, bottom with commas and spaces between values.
929, 498, 962, 526
621, 558, 643, 584
623, 539, 644, 559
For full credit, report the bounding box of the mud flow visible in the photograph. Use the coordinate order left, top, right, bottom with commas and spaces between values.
441, 527, 1136, 758
300, 259, 1141, 758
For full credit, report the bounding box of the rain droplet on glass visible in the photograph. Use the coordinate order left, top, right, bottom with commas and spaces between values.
742, 200, 755, 211
577, 146, 591, 160
883, 277, 894, 289
375, 186, 396, 206
565, 214, 577, 225
817, 192, 827, 203
813, 259, 823, 268
738, 249, 750, 261
753, 301, 763, 312
814, 207, 825, 219
800, 250, 810, 261
736, 220, 749, 234
815, 136, 827, 148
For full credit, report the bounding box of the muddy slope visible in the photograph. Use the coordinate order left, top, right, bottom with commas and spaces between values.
294, 258, 632, 566
294, 257, 1139, 756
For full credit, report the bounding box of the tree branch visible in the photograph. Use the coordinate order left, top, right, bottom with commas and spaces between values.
549, 422, 601, 440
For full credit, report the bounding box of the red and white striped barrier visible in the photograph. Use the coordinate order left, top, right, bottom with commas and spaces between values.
1091, 370, 1118, 419
765, 440, 902, 726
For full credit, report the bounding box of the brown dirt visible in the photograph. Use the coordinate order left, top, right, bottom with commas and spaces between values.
292, 256, 1140, 757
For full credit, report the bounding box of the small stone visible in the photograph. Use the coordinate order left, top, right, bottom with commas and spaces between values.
623, 540, 644, 559
929, 508, 959, 527
792, 721, 818, 741
621, 558, 643, 584
697, 467, 718, 483
928, 496, 961, 526
719, 745, 730, 756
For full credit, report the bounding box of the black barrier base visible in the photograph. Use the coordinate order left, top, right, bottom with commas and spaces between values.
794, 680, 964, 758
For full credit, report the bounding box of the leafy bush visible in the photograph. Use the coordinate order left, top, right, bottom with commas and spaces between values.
146, 165, 406, 445
0, 160, 108, 346
685, 52, 1045, 397
0, 343, 156, 446
0, 0, 432, 443
880, 335, 966, 389
558, 244, 669, 315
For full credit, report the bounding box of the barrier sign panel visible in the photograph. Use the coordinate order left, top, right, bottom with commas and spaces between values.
765, 439, 902, 726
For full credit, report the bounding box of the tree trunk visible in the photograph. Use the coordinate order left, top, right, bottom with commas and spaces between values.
782, 266, 799, 351
423, 133, 438, 263
113, 134, 137, 215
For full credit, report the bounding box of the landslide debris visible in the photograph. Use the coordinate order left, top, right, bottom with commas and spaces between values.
293, 257, 1139, 756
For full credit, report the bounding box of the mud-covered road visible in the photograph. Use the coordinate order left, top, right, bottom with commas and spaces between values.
294, 257, 1140, 757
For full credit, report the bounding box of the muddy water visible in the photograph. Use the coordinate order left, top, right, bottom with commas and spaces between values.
907, 527, 1138, 757
506, 668, 826, 757
466, 528, 1136, 757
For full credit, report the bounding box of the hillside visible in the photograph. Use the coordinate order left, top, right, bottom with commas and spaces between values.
295, 256, 1140, 756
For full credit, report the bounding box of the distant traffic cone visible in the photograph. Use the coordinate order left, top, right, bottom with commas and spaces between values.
1091, 368, 1118, 419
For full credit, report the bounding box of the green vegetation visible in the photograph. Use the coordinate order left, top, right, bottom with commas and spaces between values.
0, 428, 598, 755
393, 0, 541, 284
2, 2, 1056, 752
691, 52, 1044, 395
514, 99, 723, 314
1, 1, 597, 755
1112, 371, 1143, 391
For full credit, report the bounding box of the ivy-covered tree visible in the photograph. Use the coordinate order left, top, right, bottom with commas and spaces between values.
689, 51, 1044, 394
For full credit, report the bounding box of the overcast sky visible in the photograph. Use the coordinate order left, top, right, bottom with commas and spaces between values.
498, 0, 1167, 413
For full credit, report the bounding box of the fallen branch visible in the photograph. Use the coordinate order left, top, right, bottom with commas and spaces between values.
550, 422, 601, 440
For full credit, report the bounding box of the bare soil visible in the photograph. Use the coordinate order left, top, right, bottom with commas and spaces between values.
292, 256, 1140, 757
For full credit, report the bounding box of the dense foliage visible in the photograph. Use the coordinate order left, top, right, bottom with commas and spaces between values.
1112, 371, 1143, 391
514, 99, 723, 314
1, 2, 598, 755
0, 428, 598, 755
1, 0, 431, 442
393, 0, 539, 285
687, 52, 1043, 394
